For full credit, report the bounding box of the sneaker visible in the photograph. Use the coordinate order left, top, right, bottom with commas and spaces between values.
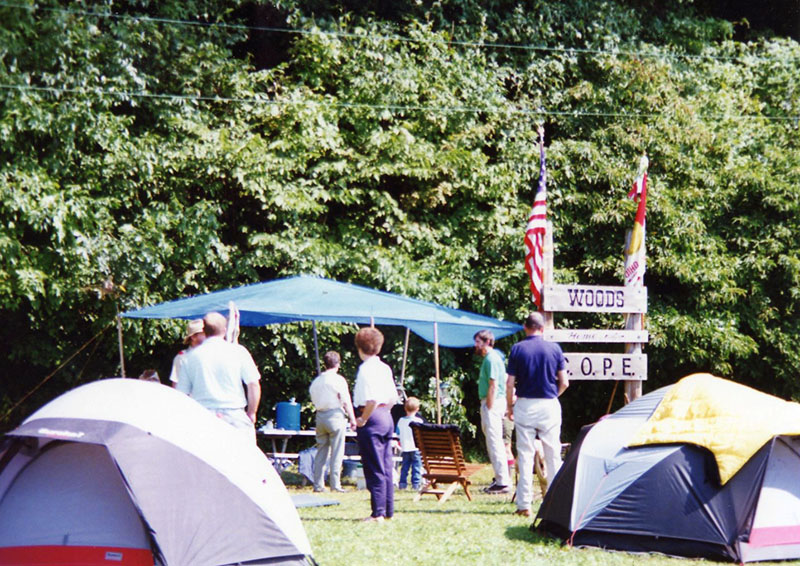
484, 484, 511, 494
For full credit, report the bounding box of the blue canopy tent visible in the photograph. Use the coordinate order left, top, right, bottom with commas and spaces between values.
123, 275, 522, 422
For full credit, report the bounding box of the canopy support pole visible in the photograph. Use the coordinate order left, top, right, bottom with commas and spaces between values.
400, 327, 410, 389
116, 305, 126, 378
313, 321, 321, 376
434, 322, 441, 424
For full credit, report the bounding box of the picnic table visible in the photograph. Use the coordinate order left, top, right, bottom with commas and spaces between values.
257, 428, 357, 462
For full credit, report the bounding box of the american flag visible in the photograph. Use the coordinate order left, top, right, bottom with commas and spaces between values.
525, 128, 547, 308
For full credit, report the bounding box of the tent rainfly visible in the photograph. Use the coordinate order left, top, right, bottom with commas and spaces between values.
536, 373, 800, 563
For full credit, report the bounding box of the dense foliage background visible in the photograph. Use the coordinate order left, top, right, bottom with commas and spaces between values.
1, 0, 798, 445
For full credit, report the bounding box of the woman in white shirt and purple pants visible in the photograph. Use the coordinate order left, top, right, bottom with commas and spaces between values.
353, 327, 398, 522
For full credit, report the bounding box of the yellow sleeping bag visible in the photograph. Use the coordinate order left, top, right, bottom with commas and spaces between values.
628, 373, 800, 484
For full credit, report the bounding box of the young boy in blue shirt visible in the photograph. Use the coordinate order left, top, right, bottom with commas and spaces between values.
395, 397, 423, 490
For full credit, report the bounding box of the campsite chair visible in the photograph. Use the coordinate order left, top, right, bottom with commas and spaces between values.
410, 422, 484, 504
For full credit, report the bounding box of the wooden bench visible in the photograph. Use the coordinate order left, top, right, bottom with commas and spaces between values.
410, 422, 484, 504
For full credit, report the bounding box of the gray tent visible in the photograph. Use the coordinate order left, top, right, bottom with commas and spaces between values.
0, 379, 313, 566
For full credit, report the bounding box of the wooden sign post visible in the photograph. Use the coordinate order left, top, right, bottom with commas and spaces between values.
623, 227, 646, 401
540, 241, 648, 401
537, 153, 648, 404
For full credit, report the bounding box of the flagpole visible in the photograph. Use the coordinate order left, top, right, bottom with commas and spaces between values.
622, 153, 648, 403
538, 126, 554, 330
543, 220, 554, 330
526, 123, 550, 318
623, 230, 644, 403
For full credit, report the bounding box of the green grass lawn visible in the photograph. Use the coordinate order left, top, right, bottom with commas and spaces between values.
288, 466, 734, 566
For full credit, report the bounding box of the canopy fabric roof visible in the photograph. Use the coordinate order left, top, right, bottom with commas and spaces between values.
123, 275, 522, 348
628, 373, 800, 484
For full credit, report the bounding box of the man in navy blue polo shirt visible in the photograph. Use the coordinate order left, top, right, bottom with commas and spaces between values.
505, 312, 568, 517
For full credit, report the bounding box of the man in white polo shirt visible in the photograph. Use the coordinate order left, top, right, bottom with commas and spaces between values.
309, 351, 357, 492
177, 312, 261, 441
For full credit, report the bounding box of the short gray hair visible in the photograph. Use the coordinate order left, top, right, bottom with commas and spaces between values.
203, 312, 227, 337
323, 350, 340, 369
524, 312, 545, 330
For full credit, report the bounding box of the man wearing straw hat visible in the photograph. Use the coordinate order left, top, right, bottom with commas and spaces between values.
169, 319, 205, 388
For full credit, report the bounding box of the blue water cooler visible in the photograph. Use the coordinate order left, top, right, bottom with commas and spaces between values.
276, 398, 300, 430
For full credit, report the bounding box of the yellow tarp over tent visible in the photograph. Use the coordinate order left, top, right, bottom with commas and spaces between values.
628, 373, 800, 484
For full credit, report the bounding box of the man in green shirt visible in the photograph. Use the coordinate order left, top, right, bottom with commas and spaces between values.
474, 329, 511, 493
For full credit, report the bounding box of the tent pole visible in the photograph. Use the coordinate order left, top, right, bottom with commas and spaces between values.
116, 305, 126, 378
400, 327, 410, 389
434, 322, 441, 424
313, 321, 320, 375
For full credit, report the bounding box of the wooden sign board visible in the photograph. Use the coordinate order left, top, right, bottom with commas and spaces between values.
563, 353, 647, 381
545, 329, 649, 344
544, 284, 647, 314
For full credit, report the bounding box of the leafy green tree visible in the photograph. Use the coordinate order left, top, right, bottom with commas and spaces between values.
1, 0, 799, 449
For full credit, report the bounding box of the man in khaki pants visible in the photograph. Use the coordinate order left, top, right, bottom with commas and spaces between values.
506, 312, 569, 517
309, 351, 357, 492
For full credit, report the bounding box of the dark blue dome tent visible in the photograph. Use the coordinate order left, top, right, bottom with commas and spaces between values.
535, 373, 800, 563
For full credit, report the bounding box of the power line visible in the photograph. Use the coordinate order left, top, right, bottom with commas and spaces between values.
1, 83, 797, 123
0, 1, 787, 64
